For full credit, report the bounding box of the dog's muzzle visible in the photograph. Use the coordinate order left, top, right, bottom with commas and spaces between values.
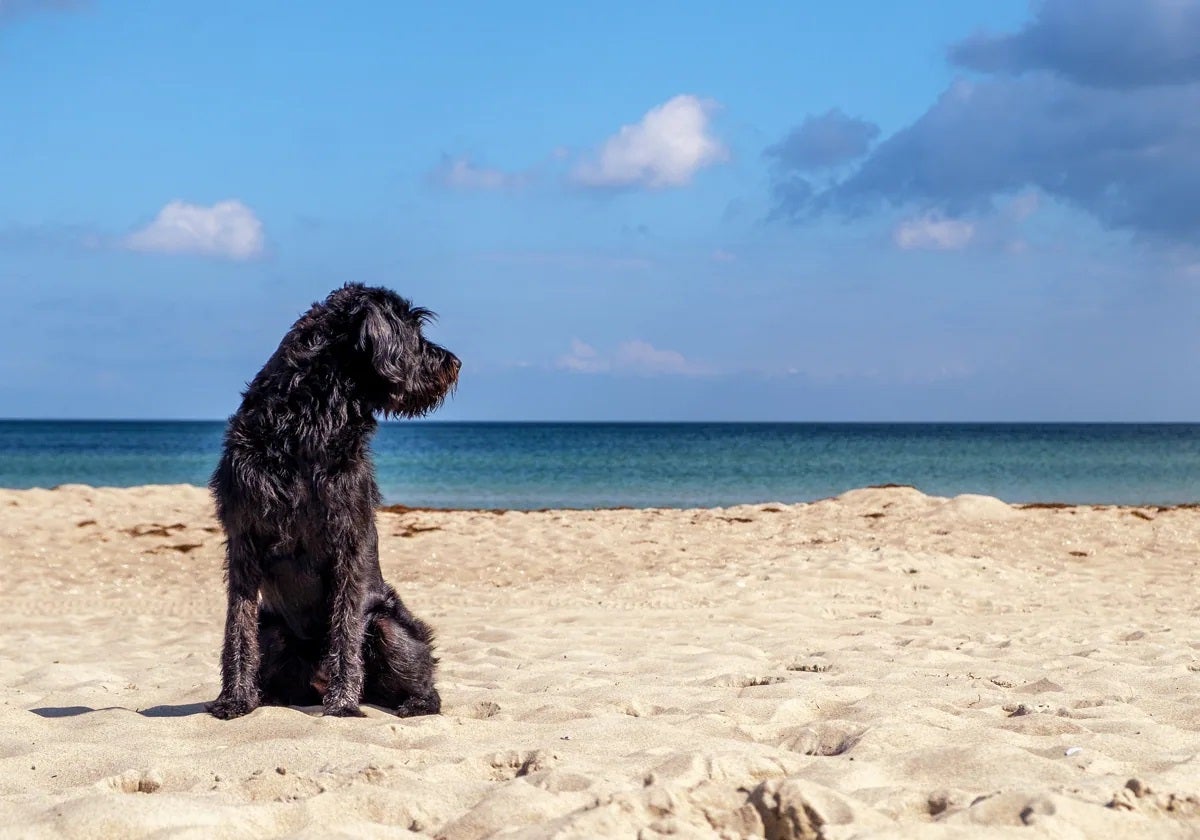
442, 353, 461, 389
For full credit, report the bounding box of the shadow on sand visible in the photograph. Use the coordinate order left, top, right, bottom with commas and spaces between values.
30, 702, 211, 719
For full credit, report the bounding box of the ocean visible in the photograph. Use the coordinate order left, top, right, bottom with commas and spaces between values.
0, 421, 1197, 509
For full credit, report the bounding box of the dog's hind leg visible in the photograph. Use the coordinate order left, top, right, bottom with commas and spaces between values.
208, 535, 264, 720
362, 596, 441, 717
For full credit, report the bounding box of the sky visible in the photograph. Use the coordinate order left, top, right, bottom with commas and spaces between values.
2, 0, 1200, 421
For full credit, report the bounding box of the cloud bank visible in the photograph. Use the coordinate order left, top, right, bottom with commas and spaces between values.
765, 109, 879, 171
769, 0, 1200, 241
950, 0, 1200, 89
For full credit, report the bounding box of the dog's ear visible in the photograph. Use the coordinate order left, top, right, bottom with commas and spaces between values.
357, 304, 408, 384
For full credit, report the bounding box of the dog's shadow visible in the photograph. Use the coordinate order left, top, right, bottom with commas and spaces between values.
28, 703, 374, 719
30, 703, 210, 719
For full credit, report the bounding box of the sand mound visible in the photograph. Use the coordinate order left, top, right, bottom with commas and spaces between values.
926, 493, 1020, 522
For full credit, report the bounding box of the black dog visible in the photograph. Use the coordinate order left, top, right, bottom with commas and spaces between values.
207, 284, 459, 719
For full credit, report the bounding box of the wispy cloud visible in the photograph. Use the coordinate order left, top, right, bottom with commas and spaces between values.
572, 95, 728, 189
557, 339, 608, 373
122, 200, 265, 260
893, 214, 975, 251
427, 155, 528, 192
1006, 190, 1041, 222
557, 338, 711, 376
614, 340, 709, 375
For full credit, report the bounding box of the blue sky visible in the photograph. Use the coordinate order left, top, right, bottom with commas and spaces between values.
2, 0, 1199, 421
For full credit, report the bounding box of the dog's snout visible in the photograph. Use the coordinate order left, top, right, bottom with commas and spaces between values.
448, 353, 461, 372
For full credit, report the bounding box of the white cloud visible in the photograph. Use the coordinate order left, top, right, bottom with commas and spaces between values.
614, 340, 703, 375
711, 248, 737, 263
429, 155, 526, 191
557, 338, 710, 376
892, 214, 975, 251
572, 95, 728, 189
557, 339, 609, 373
123, 200, 265, 260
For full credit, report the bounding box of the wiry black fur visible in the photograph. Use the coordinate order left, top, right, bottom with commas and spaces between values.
207, 283, 458, 720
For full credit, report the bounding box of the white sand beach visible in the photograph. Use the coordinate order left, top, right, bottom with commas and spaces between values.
1, 484, 1198, 838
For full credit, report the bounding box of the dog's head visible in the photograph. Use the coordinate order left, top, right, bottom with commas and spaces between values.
325, 283, 460, 418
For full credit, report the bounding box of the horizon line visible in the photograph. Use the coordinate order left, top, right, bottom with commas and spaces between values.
2, 418, 1200, 425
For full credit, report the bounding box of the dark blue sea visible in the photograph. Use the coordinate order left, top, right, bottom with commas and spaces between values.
0, 421, 1197, 508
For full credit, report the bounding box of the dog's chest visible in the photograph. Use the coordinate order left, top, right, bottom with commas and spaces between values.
259, 551, 332, 640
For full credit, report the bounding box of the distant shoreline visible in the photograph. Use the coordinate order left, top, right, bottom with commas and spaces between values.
7, 482, 1200, 514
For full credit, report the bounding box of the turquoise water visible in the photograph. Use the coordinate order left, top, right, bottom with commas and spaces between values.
0, 421, 1198, 508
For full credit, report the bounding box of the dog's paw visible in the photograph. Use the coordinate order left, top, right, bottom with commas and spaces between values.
323, 701, 367, 718
395, 691, 441, 718
322, 689, 366, 718
207, 696, 259, 720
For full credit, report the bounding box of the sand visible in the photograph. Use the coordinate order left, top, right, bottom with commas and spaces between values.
0, 484, 1198, 839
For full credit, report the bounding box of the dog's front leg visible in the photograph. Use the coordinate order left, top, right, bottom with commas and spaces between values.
208, 538, 263, 720
320, 538, 369, 717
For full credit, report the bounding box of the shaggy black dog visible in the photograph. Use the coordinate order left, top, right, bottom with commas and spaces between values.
207, 283, 459, 719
